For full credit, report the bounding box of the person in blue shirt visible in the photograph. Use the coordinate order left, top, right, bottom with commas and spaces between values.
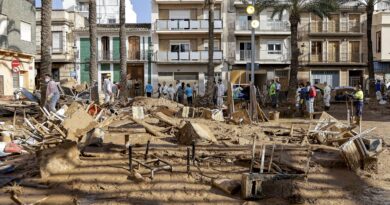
185, 83, 193, 106
145, 82, 153, 97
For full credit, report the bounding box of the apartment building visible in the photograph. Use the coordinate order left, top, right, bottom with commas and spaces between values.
298, 2, 367, 88
0, 0, 36, 97
63, 0, 137, 24
74, 24, 151, 95
151, 0, 225, 96
35, 9, 87, 82
373, 10, 390, 82
228, 0, 291, 89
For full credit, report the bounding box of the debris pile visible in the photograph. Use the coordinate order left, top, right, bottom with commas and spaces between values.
0, 94, 385, 203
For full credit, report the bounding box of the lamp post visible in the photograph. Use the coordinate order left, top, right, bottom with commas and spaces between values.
246, 2, 260, 121
72, 43, 79, 81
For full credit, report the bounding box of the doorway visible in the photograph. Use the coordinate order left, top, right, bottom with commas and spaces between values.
101, 36, 110, 60
349, 70, 363, 87
328, 41, 340, 62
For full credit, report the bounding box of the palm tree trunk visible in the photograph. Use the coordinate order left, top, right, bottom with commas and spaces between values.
89, 0, 99, 103
119, 0, 128, 100
40, 0, 52, 106
201, 0, 215, 106
287, 17, 299, 102
366, 6, 375, 99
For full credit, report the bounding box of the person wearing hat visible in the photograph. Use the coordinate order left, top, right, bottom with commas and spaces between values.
103, 74, 113, 103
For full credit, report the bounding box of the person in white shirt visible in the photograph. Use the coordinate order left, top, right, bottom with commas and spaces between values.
216, 79, 225, 108
175, 80, 181, 101
103, 76, 113, 103
161, 81, 168, 98
323, 82, 332, 111
167, 84, 175, 101
193, 82, 199, 98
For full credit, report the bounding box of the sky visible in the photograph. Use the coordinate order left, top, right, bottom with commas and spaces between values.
35, 0, 152, 23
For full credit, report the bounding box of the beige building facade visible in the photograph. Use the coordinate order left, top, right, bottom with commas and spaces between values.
372, 10, 390, 82
151, 0, 369, 93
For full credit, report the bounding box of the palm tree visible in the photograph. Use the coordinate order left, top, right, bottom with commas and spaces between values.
89, 0, 99, 103
252, 0, 338, 101
119, 0, 128, 100
202, 0, 216, 107
40, 0, 52, 106
355, 0, 390, 98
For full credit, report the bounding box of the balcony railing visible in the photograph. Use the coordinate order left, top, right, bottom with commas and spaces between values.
236, 20, 290, 32
309, 21, 362, 33
238, 50, 290, 62
156, 19, 223, 31
300, 52, 365, 63
98, 50, 146, 61
156, 50, 223, 62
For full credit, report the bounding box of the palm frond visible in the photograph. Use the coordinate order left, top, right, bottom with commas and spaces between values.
271, 3, 292, 20
303, 0, 339, 19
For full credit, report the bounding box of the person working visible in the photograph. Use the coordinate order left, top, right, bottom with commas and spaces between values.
269, 80, 277, 108
44, 74, 60, 112
323, 82, 331, 111
167, 84, 175, 101
217, 79, 225, 108
103, 75, 113, 104
177, 82, 185, 104
305, 82, 316, 114
185, 83, 193, 106
145, 82, 153, 97
354, 85, 364, 125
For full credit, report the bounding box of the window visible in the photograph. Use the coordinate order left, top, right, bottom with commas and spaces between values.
0, 14, 7, 36
267, 11, 280, 21
204, 40, 220, 50
108, 19, 116, 24
52, 32, 63, 53
239, 42, 251, 61
20, 22, 31, 42
12, 72, 20, 89
203, 9, 221, 19
78, 3, 89, 11
104, 0, 118, 6
170, 42, 190, 52
267, 43, 282, 54
376, 31, 381, 53
311, 41, 323, 55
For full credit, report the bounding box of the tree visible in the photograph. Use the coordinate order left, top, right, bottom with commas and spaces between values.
253, 0, 338, 101
119, 0, 128, 100
354, 0, 390, 99
201, 0, 216, 107
89, 0, 99, 103
40, 0, 52, 106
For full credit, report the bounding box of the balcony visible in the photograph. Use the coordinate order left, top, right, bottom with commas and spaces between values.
236, 50, 290, 64
155, 50, 223, 63
300, 52, 365, 64
235, 20, 290, 35
155, 19, 223, 33
98, 50, 146, 61
308, 21, 363, 36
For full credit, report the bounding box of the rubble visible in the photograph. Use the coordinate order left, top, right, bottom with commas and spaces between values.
0, 92, 386, 204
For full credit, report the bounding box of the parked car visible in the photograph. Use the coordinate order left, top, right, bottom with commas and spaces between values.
331, 86, 356, 102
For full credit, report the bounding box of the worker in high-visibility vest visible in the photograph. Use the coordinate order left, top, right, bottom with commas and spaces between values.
269, 80, 277, 108
354, 84, 364, 125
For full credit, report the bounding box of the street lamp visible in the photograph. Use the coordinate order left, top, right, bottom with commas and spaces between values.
246, 1, 259, 121
72, 43, 79, 81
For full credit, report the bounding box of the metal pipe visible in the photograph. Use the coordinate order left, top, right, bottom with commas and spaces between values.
144, 140, 150, 160
187, 147, 191, 174
191, 140, 196, 164
128, 145, 132, 172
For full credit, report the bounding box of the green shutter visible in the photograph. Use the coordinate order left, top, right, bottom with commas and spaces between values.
113, 37, 120, 60
80, 38, 90, 83
101, 63, 110, 71
113, 64, 121, 83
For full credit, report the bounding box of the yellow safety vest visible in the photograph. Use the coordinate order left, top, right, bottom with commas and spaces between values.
354, 90, 364, 101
